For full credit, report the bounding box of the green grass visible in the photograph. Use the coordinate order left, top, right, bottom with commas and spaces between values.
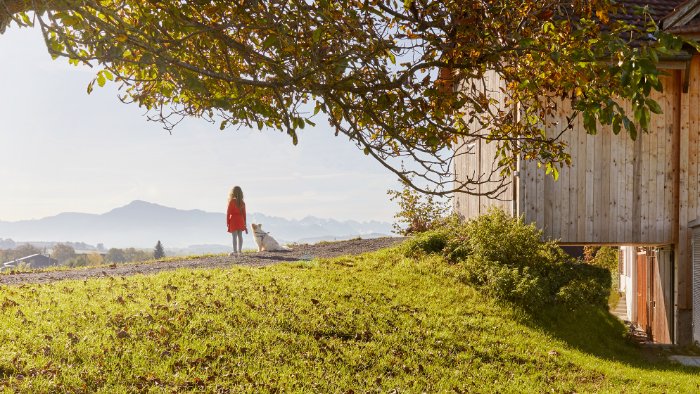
0, 247, 699, 392
0, 252, 234, 276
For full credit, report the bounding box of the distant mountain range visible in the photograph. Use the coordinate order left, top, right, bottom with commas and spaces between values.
0, 200, 394, 253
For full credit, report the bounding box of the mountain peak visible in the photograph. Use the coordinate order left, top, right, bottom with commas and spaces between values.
125, 200, 162, 208
103, 200, 174, 217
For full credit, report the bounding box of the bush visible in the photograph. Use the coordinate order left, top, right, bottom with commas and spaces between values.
400, 214, 472, 261
387, 181, 450, 235
556, 275, 611, 308
585, 246, 620, 308
408, 208, 611, 312
402, 229, 451, 256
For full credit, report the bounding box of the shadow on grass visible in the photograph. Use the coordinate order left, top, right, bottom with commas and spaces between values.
520, 304, 697, 373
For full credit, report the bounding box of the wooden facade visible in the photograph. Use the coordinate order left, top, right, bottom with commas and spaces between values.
453, 56, 700, 344
453, 70, 515, 217
454, 67, 694, 244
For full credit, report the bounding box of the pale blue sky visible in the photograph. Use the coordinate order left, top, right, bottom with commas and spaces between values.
0, 26, 400, 222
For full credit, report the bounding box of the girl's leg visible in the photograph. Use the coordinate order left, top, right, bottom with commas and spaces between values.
236, 231, 243, 254
231, 232, 239, 253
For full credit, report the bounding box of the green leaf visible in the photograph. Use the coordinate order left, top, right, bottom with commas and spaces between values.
312, 29, 322, 44
262, 36, 277, 50
20, 12, 31, 26
628, 121, 638, 140
543, 21, 554, 33
634, 104, 650, 130
583, 112, 597, 133
612, 116, 621, 135
386, 50, 396, 65
648, 48, 659, 64
519, 38, 535, 48
621, 69, 630, 86
545, 163, 559, 180
641, 107, 650, 130
646, 99, 662, 114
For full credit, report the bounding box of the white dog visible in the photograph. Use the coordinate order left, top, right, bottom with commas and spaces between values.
251, 223, 289, 252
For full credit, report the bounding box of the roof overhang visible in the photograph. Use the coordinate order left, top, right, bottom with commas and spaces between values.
662, 0, 700, 29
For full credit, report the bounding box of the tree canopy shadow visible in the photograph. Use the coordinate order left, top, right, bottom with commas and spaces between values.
517, 303, 699, 373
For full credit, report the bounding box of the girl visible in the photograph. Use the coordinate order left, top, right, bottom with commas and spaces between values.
226, 186, 248, 256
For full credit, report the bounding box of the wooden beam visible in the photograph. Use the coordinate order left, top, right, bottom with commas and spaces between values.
558, 242, 673, 247
663, 0, 700, 29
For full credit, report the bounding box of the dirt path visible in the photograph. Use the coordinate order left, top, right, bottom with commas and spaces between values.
0, 237, 404, 286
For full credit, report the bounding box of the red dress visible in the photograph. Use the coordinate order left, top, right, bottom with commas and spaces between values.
227, 200, 247, 232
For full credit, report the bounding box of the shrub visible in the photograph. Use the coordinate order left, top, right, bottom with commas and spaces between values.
387, 181, 450, 235
556, 275, 611, 308
409, 208, 611, 312
462, 209, 543, 266
401, 214, 470, 259
585, 246, 620, 308
401, 228, 451, 256
461, 256, 548, 308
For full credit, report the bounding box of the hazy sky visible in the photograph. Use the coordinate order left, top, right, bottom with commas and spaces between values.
0, 25, 402, 223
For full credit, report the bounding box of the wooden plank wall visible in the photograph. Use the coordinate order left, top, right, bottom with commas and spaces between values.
454, 59, 699, 247
653, 249, 674, 344
453, 70, 514, 219
517, 72, 680, 244
678, 56, 700, 318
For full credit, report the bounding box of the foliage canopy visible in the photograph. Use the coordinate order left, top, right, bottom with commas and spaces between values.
0, 0, 687, 194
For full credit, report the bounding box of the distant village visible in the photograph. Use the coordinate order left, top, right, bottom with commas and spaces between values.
0, 237, 157, 271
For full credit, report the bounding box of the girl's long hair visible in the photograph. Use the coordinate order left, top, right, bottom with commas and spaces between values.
228, 186, 244, 209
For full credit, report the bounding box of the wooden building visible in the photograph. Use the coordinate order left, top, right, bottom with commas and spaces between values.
454, 0, 700, 345
2, 254, 58, 271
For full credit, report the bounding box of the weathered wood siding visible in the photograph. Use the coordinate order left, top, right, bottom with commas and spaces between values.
454, 58, 700, 246
518, 71, 680, 244
677, 56, 700, 321
453, 70, 514, 219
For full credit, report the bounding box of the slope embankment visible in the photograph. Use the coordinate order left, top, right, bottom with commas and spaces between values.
0, 237, 403, 285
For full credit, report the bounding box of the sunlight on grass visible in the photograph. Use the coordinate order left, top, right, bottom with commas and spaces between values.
0, 247, 698, 392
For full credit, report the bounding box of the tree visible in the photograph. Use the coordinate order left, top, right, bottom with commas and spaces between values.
86, 252, 103, 266
106, 248, 125, 264
154, 241, 165, 259
12, 244, 41, 259
66, 255, 89, 267
0, 1, 686, 195
123, 248, 150, 262
0, 238, 16, 249
51, 243, 76, 263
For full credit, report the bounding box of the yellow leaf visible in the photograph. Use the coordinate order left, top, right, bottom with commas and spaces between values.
596, 9, 609, 23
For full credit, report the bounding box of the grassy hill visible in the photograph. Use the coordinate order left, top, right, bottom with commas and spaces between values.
0, 244, 699, 392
